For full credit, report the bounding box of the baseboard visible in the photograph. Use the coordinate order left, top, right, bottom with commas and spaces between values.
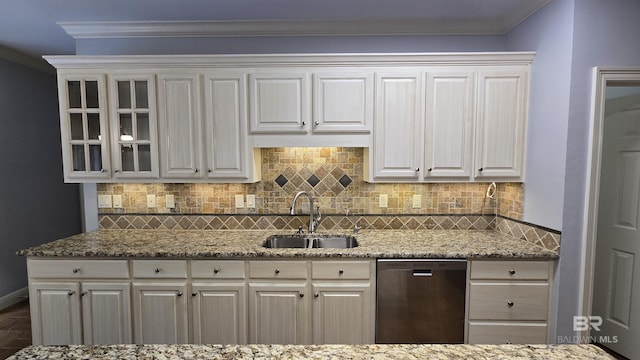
0, 287, 29, 311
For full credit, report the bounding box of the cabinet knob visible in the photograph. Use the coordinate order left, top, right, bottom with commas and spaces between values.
155, 268, 161, 273
192, 292, 198, 297
177, 291, 183, 297
68, 291, 75, 296
208, 169, 212, 173
338, 270, 344, 275
314, 121, 319, 126
213, 268, 220, 274
314, 293, 319, 298
274, 269, 280, 274
299, 293, 304, 298
415, 168, 420, 172
507, 300, 514, 307
72, 268, 80, 274
194, 168, 199, 173
427, 168, 432, 172
478, 167, 484, 172
80, 291, 87, 297
509, 269, 516, 275
114, 169, 120, 173
101, 169, 107, 173
301, 121, 306, 126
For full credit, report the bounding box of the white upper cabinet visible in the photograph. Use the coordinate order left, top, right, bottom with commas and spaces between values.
475, 68, 528, 180
424, 70, 475, 179
312, 71, 373, 133
58, 74, 111, 182
249, 72, 309, 134
368, 71, 423, 180
204, 71, 260, 181
157, 73, 204, 180
108, 74, 158, 179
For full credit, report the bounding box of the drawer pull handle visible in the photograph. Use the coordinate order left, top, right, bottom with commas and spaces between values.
509, 269, 516, 275
68, 291, 75, 296
275, 269, 280, 274
507, 301, 514, 307
155, 268, 161, 273
213, 268, 220, 274
177, 291, 183, 297
72, 268, 80, 274
338, 270, 344, 275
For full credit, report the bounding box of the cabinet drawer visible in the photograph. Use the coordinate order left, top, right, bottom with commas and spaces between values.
191, 260, 245, 279
470, 260, 550, 280
468, 282, 549, 320
249, 260, 308, 279
132, 260, 187, 278
312, 261, 371, 280
28, 259, 129, 279
468, 322, 547, 344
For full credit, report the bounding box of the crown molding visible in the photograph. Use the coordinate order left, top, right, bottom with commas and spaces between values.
44, 52, 536, 69
0, 45, 55, 74
59, 18, 516, 40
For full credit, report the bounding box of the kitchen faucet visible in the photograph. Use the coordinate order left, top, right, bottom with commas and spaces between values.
290, 191, 321, 233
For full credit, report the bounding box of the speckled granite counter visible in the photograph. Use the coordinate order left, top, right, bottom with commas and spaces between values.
7, 344, 612, 359
17, 229, 557, 259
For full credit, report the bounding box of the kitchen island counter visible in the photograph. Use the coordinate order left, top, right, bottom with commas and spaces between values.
17, 229, 557, 259
7, 344, 612, 359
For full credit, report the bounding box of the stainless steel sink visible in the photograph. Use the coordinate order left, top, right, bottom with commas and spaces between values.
263, 234, 358, 249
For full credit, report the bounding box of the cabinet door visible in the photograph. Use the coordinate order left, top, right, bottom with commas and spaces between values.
370, 72, 423, 180
424, 71, 475, 179
109, 74, 158, 179
29, 282, 82, 345
475, 69, 528, 179
132, 282, 188, 344
312, 282, 374, 344
81, 282, 132, 345
248, 282, 309, 344
157, 73, 203, 179
203, 72, 252, 180
191, 282, 247, 344
312, 71, 373, 133
249, 72, 309, 134
58, 75, 110, 181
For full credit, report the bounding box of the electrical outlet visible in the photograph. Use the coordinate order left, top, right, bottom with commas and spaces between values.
235, 194, 245, 208
147, 195, 156, 208
98, 195, 112, 208
379, 194, 388, 208
246, 194, 256, 208
165, 195, 175, 209
112, 195, 123, 209
412, 195, 422, 208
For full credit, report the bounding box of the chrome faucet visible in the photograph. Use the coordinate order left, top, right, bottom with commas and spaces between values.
290, 191, 321, 233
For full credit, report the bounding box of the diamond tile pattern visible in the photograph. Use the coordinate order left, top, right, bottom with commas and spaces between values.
307, 174, 320, 187
274, 174, 288, 187
496, 217, 561, 251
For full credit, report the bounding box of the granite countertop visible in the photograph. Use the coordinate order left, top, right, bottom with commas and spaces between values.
17, 229, 557, 259
7, 344, 612, 359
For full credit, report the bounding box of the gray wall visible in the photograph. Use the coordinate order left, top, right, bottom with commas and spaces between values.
0, 58, 82, 298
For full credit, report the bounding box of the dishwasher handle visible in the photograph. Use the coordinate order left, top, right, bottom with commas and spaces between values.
412, 269, 433, 277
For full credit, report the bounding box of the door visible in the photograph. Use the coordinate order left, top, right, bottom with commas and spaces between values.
424, 71, 475, 179
311, 282, 373, 344
157, 73, 203, 179
592, 99, 640, 358
81, 282, 132, 344
29, 282, 82, 345
132, 282, 188, 344
191, 282, 247, 344
371, 71, 423, 180
475, 68, 528, 180
249, 72, 309, 134
248, 282, 309, 344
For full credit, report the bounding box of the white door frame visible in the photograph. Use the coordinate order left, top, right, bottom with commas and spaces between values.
581, 67, 640, 340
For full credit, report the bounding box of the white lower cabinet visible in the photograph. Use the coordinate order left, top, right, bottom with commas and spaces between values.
80, 282, 131, 344
466, 260, 554, 344
29, 281, 82, 345
132, 282, 188, 344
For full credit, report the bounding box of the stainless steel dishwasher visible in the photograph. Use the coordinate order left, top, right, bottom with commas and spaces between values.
376, 259, 467, 343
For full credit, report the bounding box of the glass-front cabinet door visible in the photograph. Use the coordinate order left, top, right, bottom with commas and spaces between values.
59, 74, 110, 181
109, 74, 158, 179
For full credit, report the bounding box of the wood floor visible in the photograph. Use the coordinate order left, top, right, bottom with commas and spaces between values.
0, 300, 31, 360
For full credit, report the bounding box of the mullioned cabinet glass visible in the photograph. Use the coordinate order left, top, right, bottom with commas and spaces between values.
59, 75, 110, 181
109, 75, 159, 179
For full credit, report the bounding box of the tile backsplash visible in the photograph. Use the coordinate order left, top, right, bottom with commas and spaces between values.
98, 147, 522, 218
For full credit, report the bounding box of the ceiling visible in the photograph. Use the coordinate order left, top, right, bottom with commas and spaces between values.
0, 0, 551, 59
